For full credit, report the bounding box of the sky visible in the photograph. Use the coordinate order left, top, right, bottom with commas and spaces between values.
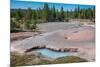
11, 0, 95, 11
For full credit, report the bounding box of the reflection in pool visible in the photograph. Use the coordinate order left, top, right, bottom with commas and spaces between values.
34, 49, 78, 59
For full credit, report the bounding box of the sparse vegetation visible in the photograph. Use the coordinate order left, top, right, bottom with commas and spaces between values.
10, 52, 87, 66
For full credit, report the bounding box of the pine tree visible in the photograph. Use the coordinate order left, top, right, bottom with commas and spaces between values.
93, 7, 95, 19
77, 6, 80, 19
43, 3, 49, 22
24, 8, 32, 29
25, 8, 32, 20
60, 6, 65, 21
56, 9, 59, 21
15, 9, 22, 21
52, 6, 56, 21
37, 8, 42, 19
31, 10, 37, 31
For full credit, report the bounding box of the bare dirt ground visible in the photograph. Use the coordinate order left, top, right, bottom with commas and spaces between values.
11, 32, 40, 42
11, 22, 95, 61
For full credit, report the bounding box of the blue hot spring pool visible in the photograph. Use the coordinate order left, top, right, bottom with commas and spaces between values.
34, 49, 77, 59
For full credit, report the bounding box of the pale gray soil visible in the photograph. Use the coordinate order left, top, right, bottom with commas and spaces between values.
37, 22, 81, 32
11, 22, 95, 61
